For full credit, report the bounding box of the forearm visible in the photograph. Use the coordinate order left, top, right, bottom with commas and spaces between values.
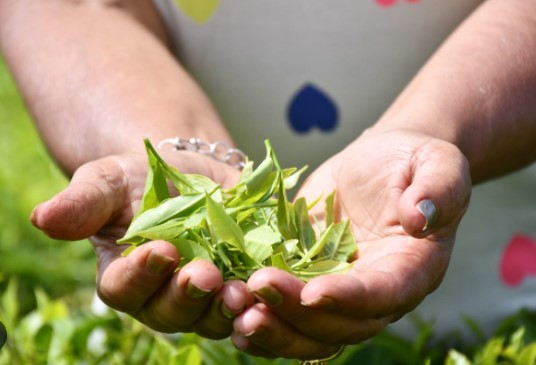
0, 0, 231, 175
374, 0, 536, 184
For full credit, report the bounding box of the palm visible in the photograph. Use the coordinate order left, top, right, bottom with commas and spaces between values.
234, 130, 471, 360
300, 129, 471, 308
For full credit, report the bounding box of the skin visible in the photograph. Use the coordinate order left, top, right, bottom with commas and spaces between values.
1, 0, 535, 361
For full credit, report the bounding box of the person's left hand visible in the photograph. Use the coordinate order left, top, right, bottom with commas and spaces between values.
231, 128, 472, 360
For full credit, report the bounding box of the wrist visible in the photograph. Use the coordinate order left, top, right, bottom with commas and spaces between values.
374, 105, 462, 145
369, 99, 476, 168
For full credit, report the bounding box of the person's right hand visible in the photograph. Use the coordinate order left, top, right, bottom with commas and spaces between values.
30, 149, 254, 339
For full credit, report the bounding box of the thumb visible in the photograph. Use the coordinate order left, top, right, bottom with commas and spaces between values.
30, 157, 128, 240
398, 140, 472, 238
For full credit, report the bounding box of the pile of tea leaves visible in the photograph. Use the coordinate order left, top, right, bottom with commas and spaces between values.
118, 139, 357, 281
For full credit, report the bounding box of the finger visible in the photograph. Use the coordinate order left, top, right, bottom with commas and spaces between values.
247, 267, 385, 344
398, 140, 471, 237
94, 239, 178, 313
301, 237, 449, 319
192, 280, 255, 339
232, 303, 343, 361
231, 333, 276, 359
133, 259, 224, 333
31, 156, 132, 240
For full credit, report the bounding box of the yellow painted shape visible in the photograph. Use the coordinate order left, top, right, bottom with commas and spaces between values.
175, 0, 221, 24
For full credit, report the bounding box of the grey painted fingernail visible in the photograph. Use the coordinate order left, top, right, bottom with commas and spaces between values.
417, 199, 437, 232
186, 281, 212, 299
252, 286, 282, 306
242, 327, 267, 341
301, 296, 335, 311
146, 250, 175, 275
220, 302, 239, 319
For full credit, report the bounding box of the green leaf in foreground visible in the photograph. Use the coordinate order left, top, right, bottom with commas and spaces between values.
206, 194, 245, 251
118, 138, 357, 281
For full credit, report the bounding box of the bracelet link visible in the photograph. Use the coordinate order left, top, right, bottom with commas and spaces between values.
158, 137, 247, 170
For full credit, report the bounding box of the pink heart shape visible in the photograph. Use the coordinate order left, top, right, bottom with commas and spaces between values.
376, 0, 397, 6
376, 0, 420, 7
500, 234, 536, 287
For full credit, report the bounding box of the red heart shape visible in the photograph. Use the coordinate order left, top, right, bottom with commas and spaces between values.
500, 234, 536, 287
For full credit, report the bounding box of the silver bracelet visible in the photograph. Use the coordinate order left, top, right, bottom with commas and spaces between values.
158, 137, 247, 170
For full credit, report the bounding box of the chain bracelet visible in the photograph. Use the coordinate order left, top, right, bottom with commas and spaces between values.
158, 137, 247, 170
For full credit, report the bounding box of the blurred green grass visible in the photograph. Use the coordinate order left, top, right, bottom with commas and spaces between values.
0, 56, 95, 312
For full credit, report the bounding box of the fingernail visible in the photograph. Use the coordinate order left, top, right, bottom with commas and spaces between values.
146, 250, 175, 275
232, 335, 250, 351
241, 327, 267, 341
220, 302, 239, 319
252, 286, 282, 306
417, 199, 437, 232
186, 281, 212, 299
29, 204, 43, 226
301, 296, 335, 311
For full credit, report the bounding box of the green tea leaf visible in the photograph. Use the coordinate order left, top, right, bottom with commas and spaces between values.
121, 218, 187, 245
144, 138, 216, 196
226, 145, 273, 204
206, 195, 244, 251
283, 165, 308, 190
135, 139, 171, 218
244, 225, 280, 264
215, 242, 258, 280
236, 207, 258, 224
165, 167, 220, 197
148, 336, 176, 365
445, 350, 472, 365
473, 337, 503, 365
325, 191, 335, 227
518, 343, 536, 365
294, 260, 352, 281
170, 238, 213, 266
173, 344, 203, 365
292, 223, 334, 269
277, 172, 297, 240
119, 194, 205, 244
183, 211, 208, 228
227, 171, 279, 207
319, 220, 357, 262
1, 280, 19, 327
270, 252, 293, 274
294, 197, 315, 251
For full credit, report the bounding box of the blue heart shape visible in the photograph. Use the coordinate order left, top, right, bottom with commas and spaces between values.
287, 83, 339, 134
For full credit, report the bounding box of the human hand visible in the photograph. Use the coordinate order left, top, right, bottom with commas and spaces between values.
232, 128, 471, 360
30, 149, 254, 338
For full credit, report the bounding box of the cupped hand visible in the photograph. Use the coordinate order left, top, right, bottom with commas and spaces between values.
30, 149, 254, 338
232, 128, 472, 360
